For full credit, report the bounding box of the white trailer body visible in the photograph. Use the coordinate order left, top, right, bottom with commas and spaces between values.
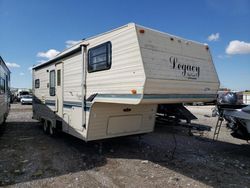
32, 23, 220, 141
243, 92, 250, 105
0, 56, 10, 126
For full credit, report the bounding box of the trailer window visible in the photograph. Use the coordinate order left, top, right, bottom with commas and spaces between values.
35, 79, 40, 88
5, 75, 8, 92
49, 70, 55, 96
88, 41, 112, 73
0, 77, 5, 94
57, 69, 61, 86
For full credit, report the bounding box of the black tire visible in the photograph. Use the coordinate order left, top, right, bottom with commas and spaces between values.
48, 123, 56, 137
43, 121, 49, 134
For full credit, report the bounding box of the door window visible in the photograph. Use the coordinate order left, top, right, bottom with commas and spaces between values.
0, 77, 5, 94
57, 69, 61, 86
49, 70, 55, 96
35, 79, 40, 88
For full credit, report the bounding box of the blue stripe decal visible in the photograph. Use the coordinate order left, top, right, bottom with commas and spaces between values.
63, 102, 82, 108
96, 94, 141, 99
45, 100, 55, 106
45, 100, 91, 110
44, 94, 216, 111
46, 100, 56, 103
63, 101, 92, 110
64, 101, 82, 106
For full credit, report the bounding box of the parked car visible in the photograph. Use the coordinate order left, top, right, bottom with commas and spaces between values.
17, 91, 30, 102
20, 95, 33, 105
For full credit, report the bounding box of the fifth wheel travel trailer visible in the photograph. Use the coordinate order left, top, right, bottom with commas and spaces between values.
32, 23, 220, 141
0, 56, 10, 127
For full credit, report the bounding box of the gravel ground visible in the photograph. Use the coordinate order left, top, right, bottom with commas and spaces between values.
0, 103, 249, 188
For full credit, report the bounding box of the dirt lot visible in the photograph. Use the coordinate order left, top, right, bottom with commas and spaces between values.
0, 104, 249, 188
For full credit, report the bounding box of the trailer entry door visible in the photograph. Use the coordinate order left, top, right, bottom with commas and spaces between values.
55, 62, 63, 117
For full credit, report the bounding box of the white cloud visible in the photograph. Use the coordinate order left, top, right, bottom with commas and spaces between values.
65, 40, 81, 48
207, 33, 220, 41
37, 49, 60, 59
6, 62, 20, 68
218, 54, 230, 59
37, 60, 46, 64
28, 67, 33, 74
226, 40, 250, 55
19, 72, 25, 76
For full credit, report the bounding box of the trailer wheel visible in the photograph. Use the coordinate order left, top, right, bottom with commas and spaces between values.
43, 121, 49, 134
48, 124, 56, 137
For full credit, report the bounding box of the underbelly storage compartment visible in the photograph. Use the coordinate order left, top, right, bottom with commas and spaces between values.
107, 115, 142, 135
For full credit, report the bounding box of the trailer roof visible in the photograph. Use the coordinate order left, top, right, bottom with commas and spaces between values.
0, 56, 11, 73
32, 23, 134, 70
33, 23, 207, 70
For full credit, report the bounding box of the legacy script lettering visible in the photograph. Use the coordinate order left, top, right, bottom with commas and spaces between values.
169, 56, 200, 79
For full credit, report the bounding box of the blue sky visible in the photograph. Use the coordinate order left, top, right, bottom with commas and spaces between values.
0, 0, 249, 91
